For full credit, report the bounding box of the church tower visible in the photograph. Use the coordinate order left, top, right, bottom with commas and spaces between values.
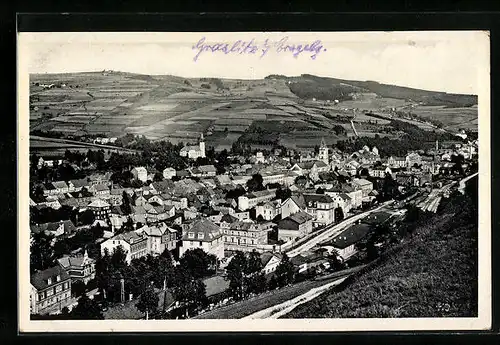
199, 133, 206, 158
318, 138, 329, 165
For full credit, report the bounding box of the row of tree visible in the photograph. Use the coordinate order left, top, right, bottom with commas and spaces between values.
94, 247, 217, 319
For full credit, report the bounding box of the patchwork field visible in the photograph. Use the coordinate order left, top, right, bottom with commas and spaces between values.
30, 71, 478, 150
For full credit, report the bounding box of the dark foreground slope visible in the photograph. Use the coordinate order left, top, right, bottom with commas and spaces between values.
284, 182, 478, 318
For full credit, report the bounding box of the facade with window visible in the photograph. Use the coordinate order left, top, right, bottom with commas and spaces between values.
255, 199, 282, 221
222, 220, 273, 252
87, 198, 111, 220
30, 266, 72, 315
278, 211, 314, 242
57, 250, 96, 284
303, 193, 335, 227
237, 189, 277, 211
179, 219, 224, 260
100, 231, 148, 264
135, 223, 178, 255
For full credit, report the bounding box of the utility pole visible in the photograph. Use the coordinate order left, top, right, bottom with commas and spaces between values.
162, 276, 168, 314
120, 278, 125, 304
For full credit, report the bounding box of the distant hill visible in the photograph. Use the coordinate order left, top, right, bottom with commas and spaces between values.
266, 74, 478, 107
29, 71, 477, 146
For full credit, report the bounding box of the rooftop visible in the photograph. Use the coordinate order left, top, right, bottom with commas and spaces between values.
31, 265, 71, 291
303, 193, 334, 204
88, 198, 110, 208
331, 223, 372, 249
182, 218, 222, 242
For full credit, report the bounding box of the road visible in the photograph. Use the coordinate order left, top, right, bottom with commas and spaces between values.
458, 172, 478, 194
30, 135, 140, 154
242, 276, 349, 319
193, 265, 366, 319
286, 200, 394, 258
416, 172, 478, 213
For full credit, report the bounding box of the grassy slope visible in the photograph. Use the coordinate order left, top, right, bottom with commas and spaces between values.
284, 192, 478, 318
294, 74, 477, 107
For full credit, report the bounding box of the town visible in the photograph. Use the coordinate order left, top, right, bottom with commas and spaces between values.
28, 126, 478, 320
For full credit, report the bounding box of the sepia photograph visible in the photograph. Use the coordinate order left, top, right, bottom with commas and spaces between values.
17, 31, 491, 332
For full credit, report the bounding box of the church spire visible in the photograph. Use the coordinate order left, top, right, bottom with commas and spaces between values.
320, 137, 326, 148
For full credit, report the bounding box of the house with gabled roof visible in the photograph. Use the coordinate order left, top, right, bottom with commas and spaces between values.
68, 178, 90, 192
135, 222, 178, 255
191, 164, 217, 178
255, 199, 282, 221
131, 166, 148, 182
260, 251, 282, 275
52, 181, 69, 194
100, 231, 148, 264
280, 195, 305, 219
30, 265, 72, 315
237, 189, 277, 211
57, 249, 96, 284
31, 220, 77, 238
162, 167, 177, 180
88, 198, 111, 220
179, 218, 224, 260
302, 193, 336, 227
278, 211, 314, 242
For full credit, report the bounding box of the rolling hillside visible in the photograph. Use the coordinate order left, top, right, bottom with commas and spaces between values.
29, 71, 478, 152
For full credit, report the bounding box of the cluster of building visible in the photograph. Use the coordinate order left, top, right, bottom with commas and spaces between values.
30, 134, 478, 315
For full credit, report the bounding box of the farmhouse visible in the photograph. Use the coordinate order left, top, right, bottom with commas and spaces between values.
260, 252, 282, 275
31, 220, 77, 238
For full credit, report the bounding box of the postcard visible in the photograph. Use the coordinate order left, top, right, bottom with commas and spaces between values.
18, 30, 491, 332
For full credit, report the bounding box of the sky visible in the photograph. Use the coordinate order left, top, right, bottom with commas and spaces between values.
19, 31, 489, 94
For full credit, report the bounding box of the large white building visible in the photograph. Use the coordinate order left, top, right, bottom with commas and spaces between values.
100, 231, 149, 264
238, 189, 277, 211
131, 166, 148, 182
179, 219, 224, 260
255, 199, 282, 221
302, 193, 336, 227
162, 167, 177, 180
135, 223, 178, 255
222, 219, 273, 252
180, 134, 206, 160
